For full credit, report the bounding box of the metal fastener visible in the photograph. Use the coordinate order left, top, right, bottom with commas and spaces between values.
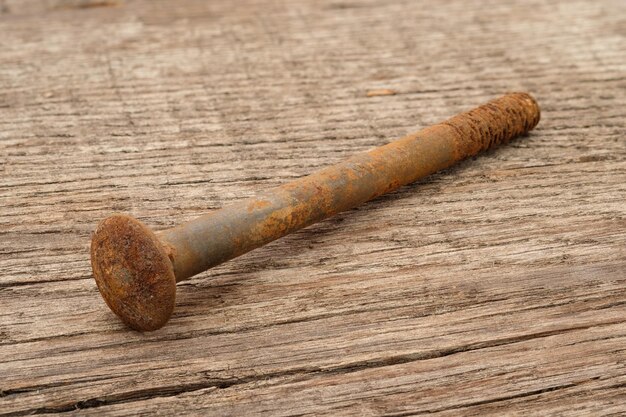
91, 92, 541, 331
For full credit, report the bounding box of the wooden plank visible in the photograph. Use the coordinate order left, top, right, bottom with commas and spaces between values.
44, 323, 626, 416
2, 267, 625, 414
1, 0, 625, 415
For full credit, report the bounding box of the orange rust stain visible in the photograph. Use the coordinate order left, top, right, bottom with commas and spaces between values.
91, 215, 175, 331
161, 240, 177, 264
247, 199, 272, 213
444, 93, 540, 161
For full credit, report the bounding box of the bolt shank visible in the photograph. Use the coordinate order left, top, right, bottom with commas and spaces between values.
160, 93, 540, 281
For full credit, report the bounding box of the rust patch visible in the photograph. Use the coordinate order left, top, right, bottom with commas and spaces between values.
442, 92, 540, 161
247, 199, 272, 213
91, 215, 175, 331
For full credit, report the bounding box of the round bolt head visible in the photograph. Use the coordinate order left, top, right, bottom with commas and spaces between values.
91, 214, 176, 331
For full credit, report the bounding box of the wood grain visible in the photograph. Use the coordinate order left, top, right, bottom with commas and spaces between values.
1, 0, 625, 415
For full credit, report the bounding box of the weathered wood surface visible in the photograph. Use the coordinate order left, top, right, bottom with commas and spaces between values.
0, 0, 625, 415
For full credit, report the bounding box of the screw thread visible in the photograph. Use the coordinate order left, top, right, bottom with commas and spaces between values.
442, 92, 541, 160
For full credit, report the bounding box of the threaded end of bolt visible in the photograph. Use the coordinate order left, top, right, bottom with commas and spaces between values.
442, 92, 541, 161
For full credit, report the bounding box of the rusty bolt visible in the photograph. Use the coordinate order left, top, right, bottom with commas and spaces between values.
91, 92, 540, 331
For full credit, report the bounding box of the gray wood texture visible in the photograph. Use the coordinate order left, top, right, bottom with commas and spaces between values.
1, 0, 625, 415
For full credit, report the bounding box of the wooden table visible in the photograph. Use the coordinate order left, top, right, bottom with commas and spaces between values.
1, 0, 624, 415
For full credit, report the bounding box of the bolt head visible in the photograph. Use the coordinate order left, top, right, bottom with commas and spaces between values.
91, 215, 176, 331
